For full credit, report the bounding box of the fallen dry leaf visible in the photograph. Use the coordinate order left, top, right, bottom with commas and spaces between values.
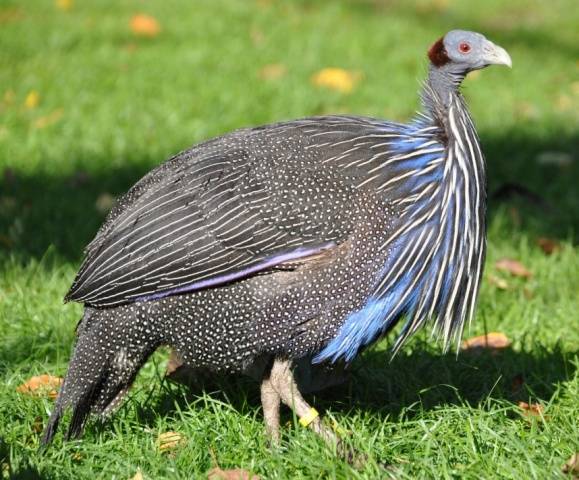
487, 274, 509, 290
33, 108, 63, 129
131, 469, 144, 480
518, 401, 545, 419
461, 332, 511, 352
536, 237, 561, 255
259, 63, 286, 81
495, 258, 532, 279
311, 68, 361, 94
55, 0, 73, 11
562, 453, 579, 476
130, 14, 161, 38
157, 431, 186, 452
24, 90, 40, 109
207, 467, 260, 480
17, 374, 63, 400
95, 192, 116, 214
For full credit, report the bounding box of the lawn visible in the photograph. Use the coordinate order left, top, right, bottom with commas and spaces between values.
0, 0, 578, 478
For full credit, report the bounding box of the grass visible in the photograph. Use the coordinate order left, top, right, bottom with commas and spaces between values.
1, 0, 578, 478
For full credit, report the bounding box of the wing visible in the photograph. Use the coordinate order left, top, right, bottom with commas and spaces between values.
67, 122, 363, 307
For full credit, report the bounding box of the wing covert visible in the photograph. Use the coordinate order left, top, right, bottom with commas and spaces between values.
67, 126, 359, 307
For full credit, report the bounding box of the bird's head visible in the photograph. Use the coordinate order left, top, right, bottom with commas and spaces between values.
428, 30, 512, 74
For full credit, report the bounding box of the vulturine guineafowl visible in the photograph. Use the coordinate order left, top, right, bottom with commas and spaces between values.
42, 30, 511, 451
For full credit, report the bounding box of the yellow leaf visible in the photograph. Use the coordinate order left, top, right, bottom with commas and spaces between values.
17, 374, 63, 400
55, 0, 73, 11
33, 108, 64, 129
487, 274, 509, 290
130, 14, 161, 38
461, 332, 511, 352
24, 90, 40, 109
157, 431, 186, 452
311, 68, 361, 94
131, 469, 144, 480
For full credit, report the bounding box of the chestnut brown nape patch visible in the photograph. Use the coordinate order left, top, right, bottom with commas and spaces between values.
428, 37, 450, 67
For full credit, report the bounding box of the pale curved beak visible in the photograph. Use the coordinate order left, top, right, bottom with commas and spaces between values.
483, 40, 512, 68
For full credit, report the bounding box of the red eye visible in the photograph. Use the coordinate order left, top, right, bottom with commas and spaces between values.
459, 42, 471, 53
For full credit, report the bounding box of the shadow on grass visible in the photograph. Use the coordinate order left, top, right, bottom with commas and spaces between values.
107, 340, 575, 440
0, 130, 577, 269
0, 437, 44, 480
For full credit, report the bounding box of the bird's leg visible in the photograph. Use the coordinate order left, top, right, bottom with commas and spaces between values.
268, 358, 340, 448
260, 376, 281, 445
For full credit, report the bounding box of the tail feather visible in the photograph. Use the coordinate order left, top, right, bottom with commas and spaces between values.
41, 307, 160, 445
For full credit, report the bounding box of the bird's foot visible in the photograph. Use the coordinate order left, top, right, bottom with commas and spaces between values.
261, 358, 365, 467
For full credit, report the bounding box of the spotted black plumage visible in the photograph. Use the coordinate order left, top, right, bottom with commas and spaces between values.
42, 30, 512, 447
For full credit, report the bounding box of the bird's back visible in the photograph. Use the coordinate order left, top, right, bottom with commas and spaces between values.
67, 115, 413, 309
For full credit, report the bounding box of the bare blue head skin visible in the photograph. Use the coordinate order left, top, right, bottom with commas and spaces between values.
426, 30, 512, 105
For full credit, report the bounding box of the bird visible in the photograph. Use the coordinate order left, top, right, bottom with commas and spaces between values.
42, 30, 511, 452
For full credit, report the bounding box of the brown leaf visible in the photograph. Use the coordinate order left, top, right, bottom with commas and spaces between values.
311, 68, 362, 94
562, 453, 579, 475
487, 274, 509, 290
518, 401, 545, 419
33, 108, 64, 129
17, 374, 63, 400
461, 332, 511, 352
130, 14, 161, 38
207, 467, 260, 480
259, 64, 286, 81
157, 431, 186, 452
536, 237, 561, 255
495, 258, 532, 278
